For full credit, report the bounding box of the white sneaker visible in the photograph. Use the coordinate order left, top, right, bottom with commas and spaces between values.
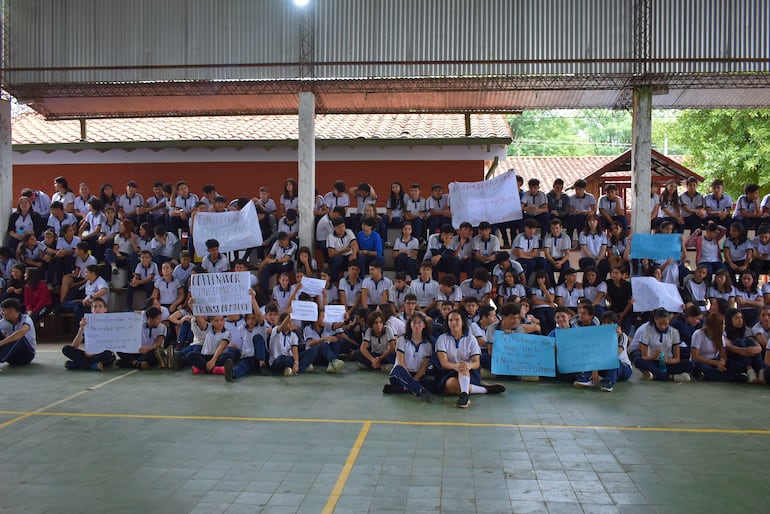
305, 364, 314, 373
641, 371, 654, 381
673, 372, 691, 383
382, 364, 394, 373
283, 367, 295, 376
747, 368, 758, 383
326, 360, 344, 373
573, 380, 594, 388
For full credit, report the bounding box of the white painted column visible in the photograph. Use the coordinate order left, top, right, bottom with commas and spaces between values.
0, 99, 12, 237
298, 92, 316, 249
631, 85, 652, 235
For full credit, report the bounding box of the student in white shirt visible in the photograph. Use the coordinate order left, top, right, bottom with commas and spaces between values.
0, 298, 37, 366
62, 297, 116, 371
383, 311, 436, 399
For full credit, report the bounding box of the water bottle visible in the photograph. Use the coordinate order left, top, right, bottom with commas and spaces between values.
658, 352, 667, 373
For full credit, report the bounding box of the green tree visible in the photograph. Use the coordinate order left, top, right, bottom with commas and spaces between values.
670, 109, 770, 198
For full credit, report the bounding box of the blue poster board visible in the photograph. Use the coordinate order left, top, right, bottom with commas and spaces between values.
630, 233, 682, 261
491, 331, 556, 377
555, 325, 618, 374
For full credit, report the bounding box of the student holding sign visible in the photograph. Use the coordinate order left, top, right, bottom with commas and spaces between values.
267, 312, 310, 376
116, 306, 166, 370
301, 308, 347, 374
62, 297, 116, 371
437, 309, 505, 409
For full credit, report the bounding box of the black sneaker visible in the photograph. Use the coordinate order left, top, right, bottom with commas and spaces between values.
259, 365, 271, 376
115, 359, 131, 369
417, 388, 436, 402
382, 384, 395, 394
455, 392, 470, 408
224, 359, 234, 382
735, 372, 749, 383
485, 384, 506, 394
171, 351, 182, 371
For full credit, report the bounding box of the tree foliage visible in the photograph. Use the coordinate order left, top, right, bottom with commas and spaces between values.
670, 109, 770, 198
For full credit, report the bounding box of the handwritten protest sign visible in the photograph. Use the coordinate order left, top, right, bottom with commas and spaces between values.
324, 305, 346, 323
555, 324, 618, 374
190, 272, 252, 316
631, 276, 684, 312
84, 312, 142, 354
192, 202, 263, 256
630, 233, 682, 261
291, 300, 319, 322
491, 331, 556, 377
449, 172, 523, 228
300, 277, 326, 297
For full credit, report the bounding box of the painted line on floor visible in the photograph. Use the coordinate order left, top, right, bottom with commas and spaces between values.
0, 370, 137, 430
0, 409, 767, 435
322, 421, 371, 514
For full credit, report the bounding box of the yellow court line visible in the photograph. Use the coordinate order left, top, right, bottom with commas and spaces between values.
0, 370, 137, 431
0, 409, 767, 435
322, 421, 371, 514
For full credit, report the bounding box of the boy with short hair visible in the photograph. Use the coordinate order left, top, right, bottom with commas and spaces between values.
513, 219, 547, 282
459, 267, 492, 305
116, 306, 166, 370
201, 238, 230, 273
388, 272, 413, 313
569, 179, 596, 240
361, 261, 393, 310
426, 184, 451, 235
413, 262, 440, 313
472, 221, 500, 271
543, 217, 572, 285
404, 184, 427, 240
0, 298, 37, 366
127, 250, 158, 312
521, 178, 550, 236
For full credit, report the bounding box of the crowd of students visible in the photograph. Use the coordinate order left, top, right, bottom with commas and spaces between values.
1, 174, 770, 409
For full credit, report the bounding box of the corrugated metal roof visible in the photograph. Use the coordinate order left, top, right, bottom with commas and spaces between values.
11, 112, 513, 146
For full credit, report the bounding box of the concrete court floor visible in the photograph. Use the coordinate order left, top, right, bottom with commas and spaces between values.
0, 344, 769, 514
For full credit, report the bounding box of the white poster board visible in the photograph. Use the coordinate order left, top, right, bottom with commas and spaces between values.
324, 305, 346, 323
84, 312, 142, 354
300, 277, 326, 297
291, 300, 319, 322
190, 271, 252, 316
631, 277, 684, 313
192, 202, 263, 256
448, 172, 523, 228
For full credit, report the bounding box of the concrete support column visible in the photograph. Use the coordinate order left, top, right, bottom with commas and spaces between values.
0, 99, 12, 237
631, 85, 652, 235
298, 92, 316, 250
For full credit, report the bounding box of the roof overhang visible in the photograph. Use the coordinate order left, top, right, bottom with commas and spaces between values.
8, 74, 770, 120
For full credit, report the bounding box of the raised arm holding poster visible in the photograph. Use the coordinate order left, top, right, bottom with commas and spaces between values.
84, 312, 142, 354
448, 171, 523, 228
291, 300, 319, 322
491, 331, 556, 377
190, 271, 252, 316
192, 202, 263, 256
631, 276, 684, 313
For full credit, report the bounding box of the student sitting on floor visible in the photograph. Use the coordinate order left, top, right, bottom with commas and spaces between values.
354, 310, 396, 371
383, 311, 436, 400
62, 297, 116, 371
267, 312, 311, 376
116, 306, 166, 370
0, 298, 37, 367
188, 314, 238, 376
435, 309, 505, 409
633, 308, 693, 383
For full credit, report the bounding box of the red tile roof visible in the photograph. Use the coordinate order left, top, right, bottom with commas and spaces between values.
12, 112, 512, 145
496, 154, 689, 188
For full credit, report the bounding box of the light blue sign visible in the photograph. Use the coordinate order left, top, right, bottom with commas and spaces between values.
630, 233, 682, 261
491, 331, 556, 377
555, 324, 618, 374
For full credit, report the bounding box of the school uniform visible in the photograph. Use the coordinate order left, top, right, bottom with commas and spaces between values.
528, 285, 556, 333
735, 288, 762, 326
733, 195, 761, 230
149, 233, 179, 266
280, 195, 299, 213
188, 327, 237, 371
385, 195, 405, 228
555, 283, 584, 311
392, 236, 419, 279
323, 191, 351, 210
154, 276, 182, 309
388, 284, 413, 311
389, 336, 435, 395
568, 192, 596, 237
683, 277, 708, 312
171, 193, 199, 234
0, 314, 37, 365
30, 191, 52, 218
703, 193, 733, 226
73, 195, 95, 218
355, 326, 396, 369
697, 234, 725, 275
723, 238, 753, 280
512, 232, 546, 281
52, 190, 76, 210
426, 194, 451, 234
201, 254, 230, 274
497, 283, 526, 303
47, 212, 78, 236
472, 234, 501, 271
117, 193, 144, 220
172, 263, 194, 287
459, 279, 491, 303
144, 194, 169, 226
453, 235, 476, 277
750, 235, 770, 275
404, 196, 427, 238
117, 321, 167, 369
62, 327, 116, 371
259, 241, 297, 289
412, 278, 439, 309
229, 325, 268, 379
492, 260, 525, 288
423, 234, 460, 280
338, 275, 362, 308
268, 326, 313, 373
543, 232, 572, 284
361, 275, 393, 309
583, 281, 607, 316
576, 332, 633, 388
633, 323, 692, 380
435, 285, 462, 306
690, 329, 728, 381
578, 231, 609, 277
326, 228, 357, 283
258, 198, 277, 215
679, 191, 706, 231
522, 190, 551, 234
301, 323, 343, 365
707, 285, 736, 304
435, 332, 482, 388
314, 214, 335, 256
126, 262, 158, 311
277, 217, 298, 240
